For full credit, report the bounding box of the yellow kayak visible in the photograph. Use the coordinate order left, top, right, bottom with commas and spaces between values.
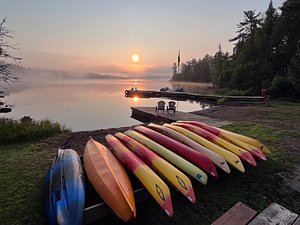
115, 132, 196, 204
218, 128, 272, 155
166, 124, 245, 173
124, 130, 208, 185
148, 123, 230, 174
177, 121, 267, 160
175, 123, 257, 167
106, 134, 173, 217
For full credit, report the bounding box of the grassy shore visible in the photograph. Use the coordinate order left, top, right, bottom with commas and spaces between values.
1, 101, 300, 225
0, 117, 69, 144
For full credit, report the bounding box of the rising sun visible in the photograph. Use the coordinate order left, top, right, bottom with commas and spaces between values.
131, 53, 140, 63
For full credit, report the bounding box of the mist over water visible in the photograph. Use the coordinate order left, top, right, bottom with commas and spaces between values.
2, 77, 210, 131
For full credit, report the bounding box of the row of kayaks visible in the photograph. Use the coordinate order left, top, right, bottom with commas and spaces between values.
43, 120, 271, 224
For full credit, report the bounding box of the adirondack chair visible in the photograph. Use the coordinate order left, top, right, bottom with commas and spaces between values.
155, 101, 165, 113
167, 101, 176, 113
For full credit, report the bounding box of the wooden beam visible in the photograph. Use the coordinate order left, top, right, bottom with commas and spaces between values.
83, 188, 150, 224
248, 203, 298, 225
211, 202, 257, 225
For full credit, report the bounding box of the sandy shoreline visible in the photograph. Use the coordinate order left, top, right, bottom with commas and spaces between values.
62, 124, 145, 155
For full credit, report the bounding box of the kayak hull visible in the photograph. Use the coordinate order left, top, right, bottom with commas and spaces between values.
151, 123, 230, 174
43, 149, 85, 225
83, 137, 136, 222
115, 132, 196, 204
135, 125, 218, 178
124, 130, 208, 185
166, 124, 245, 173
175, 123, 257, 167
106, 134, 173, 217
177, 121, 267, 160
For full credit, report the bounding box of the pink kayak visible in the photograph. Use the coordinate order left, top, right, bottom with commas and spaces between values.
177, 120, 267, 161
134, 126, 218, 178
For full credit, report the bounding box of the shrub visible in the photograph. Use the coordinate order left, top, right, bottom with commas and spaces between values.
0, 117, 69, 144
270, 76, 295, 98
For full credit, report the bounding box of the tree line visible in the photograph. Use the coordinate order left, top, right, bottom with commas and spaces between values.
171, 0, 300, 98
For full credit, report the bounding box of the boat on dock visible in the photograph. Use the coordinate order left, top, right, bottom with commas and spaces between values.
0, 107, 12, 113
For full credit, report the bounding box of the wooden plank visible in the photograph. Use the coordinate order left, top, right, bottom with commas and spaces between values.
131, 107, 231, 128
83, 188, 150, 224
248, 203, 298, 225
293, 217, 300, 225
211, 202, 257, 225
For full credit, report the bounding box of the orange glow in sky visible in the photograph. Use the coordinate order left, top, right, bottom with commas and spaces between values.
133, 97, 139, 102
5, 0, 284, 78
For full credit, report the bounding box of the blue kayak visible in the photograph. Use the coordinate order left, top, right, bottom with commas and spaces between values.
43, 149, 85, 225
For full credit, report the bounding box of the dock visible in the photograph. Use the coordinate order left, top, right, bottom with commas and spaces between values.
125, 89, 266, 104
131, 107, 231, 127
212, 202, 300, 225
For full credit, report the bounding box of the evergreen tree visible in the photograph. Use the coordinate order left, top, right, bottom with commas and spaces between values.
230, 10, 262, 53
270, 0, 300, 97
212, 45, 231, 89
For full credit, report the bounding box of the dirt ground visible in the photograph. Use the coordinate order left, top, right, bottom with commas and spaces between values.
62, 125, 140, 155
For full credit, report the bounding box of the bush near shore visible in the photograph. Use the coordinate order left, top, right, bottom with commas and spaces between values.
0, 117, 69, 144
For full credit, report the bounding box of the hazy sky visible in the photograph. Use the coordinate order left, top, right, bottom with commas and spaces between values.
1, 0, 285, 77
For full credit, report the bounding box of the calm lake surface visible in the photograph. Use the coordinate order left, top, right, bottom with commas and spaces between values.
3, 79, 210, 131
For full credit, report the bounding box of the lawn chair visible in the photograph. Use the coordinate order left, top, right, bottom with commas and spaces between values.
167, 101, 176, 113
155, 101, 165, 113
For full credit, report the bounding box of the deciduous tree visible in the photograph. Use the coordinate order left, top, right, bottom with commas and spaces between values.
0, 18, 21, 83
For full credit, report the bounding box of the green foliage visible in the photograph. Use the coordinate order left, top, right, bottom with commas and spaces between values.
171, 54, 214, 83
0, 117, 69, 144
229, 10, 262, 49
212, 50, 232, 89
172, 0, 300, 99
269, 75, 298, 98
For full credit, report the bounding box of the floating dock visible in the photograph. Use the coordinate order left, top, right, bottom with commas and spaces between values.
131, 107, 231, 127
125, 89, 266, 104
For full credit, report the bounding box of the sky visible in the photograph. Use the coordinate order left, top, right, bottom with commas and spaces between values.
1, 0, 285, 78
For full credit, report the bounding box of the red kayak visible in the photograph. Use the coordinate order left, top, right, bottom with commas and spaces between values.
174, 123, 257, 167
177, 121, 267, 161
134, 126, 218, 178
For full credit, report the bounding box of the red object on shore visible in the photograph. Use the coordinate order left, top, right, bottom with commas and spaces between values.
261, 88, 267, 97
134, 126, 218, 178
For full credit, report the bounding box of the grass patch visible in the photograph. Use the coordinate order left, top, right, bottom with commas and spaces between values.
0, 117, 69, 145
0, 133, 69, 225
223, 122, 299, 145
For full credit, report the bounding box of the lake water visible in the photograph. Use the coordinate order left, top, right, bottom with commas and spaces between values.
2, 79, 210, 131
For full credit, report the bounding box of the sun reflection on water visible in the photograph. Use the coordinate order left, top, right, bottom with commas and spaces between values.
133, 97, 139, 102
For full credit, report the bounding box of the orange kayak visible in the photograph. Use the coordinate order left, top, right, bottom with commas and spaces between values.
83, 137, 136, 222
